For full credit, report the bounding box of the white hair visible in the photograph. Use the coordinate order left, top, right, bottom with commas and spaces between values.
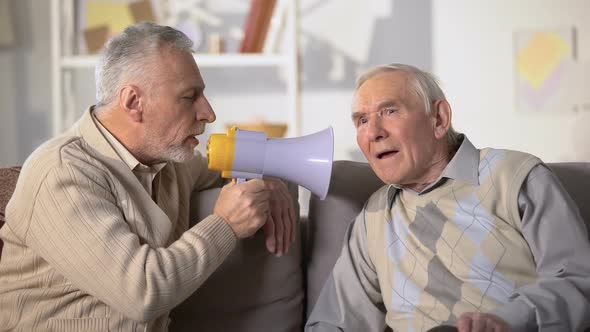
94, 22, 194, 109
355, 63, 462, 149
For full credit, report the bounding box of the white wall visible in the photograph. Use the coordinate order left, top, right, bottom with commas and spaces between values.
433, 0, 590, 162
3, 1, 588, 166
0, 0, 51, 166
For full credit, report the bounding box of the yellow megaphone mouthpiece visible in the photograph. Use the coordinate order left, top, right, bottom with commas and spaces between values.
207, 127, 238, 178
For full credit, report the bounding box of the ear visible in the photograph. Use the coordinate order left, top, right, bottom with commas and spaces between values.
431, 99, 452, 140
119, 85, 144, 123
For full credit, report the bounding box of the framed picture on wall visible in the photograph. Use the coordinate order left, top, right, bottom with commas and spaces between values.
513, 27, 582, 113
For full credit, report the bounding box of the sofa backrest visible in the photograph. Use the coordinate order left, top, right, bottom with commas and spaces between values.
170, 182, 304, 332
305, 160, 590, 317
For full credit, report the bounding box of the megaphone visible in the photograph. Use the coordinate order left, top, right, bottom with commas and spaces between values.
207, 126, 334, 200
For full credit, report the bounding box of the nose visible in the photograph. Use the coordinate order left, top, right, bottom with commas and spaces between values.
196, 95, 216, 123
366, 116, 386, 142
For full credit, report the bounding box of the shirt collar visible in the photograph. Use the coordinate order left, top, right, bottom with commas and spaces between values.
440, 135, 479, 186
91, 110, 166, 174
386, 135, 480, 199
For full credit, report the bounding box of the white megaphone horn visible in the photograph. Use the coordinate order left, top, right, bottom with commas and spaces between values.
207, 126, 334, 200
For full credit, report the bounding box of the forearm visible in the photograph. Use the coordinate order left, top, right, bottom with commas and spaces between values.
28, 209, 236, 321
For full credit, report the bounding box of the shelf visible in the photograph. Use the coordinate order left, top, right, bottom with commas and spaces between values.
60, 53, 291, 69
52, 0, 301, 137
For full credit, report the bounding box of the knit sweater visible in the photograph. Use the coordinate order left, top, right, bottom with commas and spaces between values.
0, 109, 236, 331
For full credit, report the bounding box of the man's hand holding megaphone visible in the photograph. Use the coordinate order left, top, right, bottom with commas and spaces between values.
212, 177, 296, 256
207, 126, 334, 256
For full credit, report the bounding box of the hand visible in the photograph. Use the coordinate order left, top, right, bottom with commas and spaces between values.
261, 177, 297, 256
457, 312, 510, 332
213, 179, 270, 239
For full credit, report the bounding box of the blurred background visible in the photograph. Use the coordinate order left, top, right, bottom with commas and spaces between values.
1, 0, 589, 167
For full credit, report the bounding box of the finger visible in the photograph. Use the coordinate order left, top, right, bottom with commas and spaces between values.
275, 183, 296, 246
290, 203, 297, 244
274, 206, 284, 256
457, 315, 473, 332
221, 181, 236, 191
492, 319, 507, 332
246, 189, 271, 203
281, 206, 290, 254
493, 324, 506, 332
485, 322, 495, 332
240, 178, 268, 192
471, 314, 486, 332
263, 215, 276, 254
284, 204, 294, 251
253, 199, 270, 214
276, 189, 291, 254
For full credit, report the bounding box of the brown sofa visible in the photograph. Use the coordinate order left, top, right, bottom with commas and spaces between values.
1, 161, 589, 331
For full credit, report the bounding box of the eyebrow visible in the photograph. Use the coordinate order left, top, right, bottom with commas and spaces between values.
351, 99, 400, 121
180, 84, 205, 96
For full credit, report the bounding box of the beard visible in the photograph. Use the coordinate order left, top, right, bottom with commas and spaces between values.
158, 143, 194, 163
142, 130, 195, 163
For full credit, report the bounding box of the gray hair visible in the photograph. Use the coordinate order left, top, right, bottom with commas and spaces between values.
355, 63, 462, 150
95, 22, 194, 108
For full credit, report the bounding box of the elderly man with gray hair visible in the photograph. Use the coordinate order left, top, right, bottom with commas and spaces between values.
0, 22, 296, 331
306, 64, 590, 331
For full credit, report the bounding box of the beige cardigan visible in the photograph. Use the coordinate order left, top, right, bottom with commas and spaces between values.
0, 109, 237, 331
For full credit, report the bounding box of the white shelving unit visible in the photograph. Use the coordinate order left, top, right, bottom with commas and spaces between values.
50, 0, 301, 137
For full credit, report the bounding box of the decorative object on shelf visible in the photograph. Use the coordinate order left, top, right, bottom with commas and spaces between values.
174, 13, 204, 52
129, 0, 156, 22
166, 0, 217, 52
208, 33, 225, 54
83, 25, 109, 54
226, 120, 288, 138
78, 0, 157, 54
263, 0, 288, 53
240, 0, 277, 53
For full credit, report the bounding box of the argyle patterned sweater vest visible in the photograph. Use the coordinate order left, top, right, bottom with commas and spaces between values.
365, 148, 542, 331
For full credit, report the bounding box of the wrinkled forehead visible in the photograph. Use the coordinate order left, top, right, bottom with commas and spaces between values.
352, 95, 401, 114
351, 72, 418, 113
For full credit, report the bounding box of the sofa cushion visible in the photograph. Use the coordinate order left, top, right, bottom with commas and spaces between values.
305, 160, 590, 317
305, 161, 384, 317
170, 182, 304, 332
0, 166, 21, 259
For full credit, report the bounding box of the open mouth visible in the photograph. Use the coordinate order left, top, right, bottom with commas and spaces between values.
377, 150, 398, 159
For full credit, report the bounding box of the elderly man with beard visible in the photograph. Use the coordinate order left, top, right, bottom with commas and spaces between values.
0, 22, 295, 331
306, 64, 590, 332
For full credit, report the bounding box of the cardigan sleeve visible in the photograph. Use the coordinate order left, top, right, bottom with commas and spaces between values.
25, 161, 236, 322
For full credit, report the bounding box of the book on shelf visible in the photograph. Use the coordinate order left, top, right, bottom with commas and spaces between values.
240, 0, 277, 53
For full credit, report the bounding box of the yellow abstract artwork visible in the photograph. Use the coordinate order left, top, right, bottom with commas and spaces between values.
514, 28, 576, 112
